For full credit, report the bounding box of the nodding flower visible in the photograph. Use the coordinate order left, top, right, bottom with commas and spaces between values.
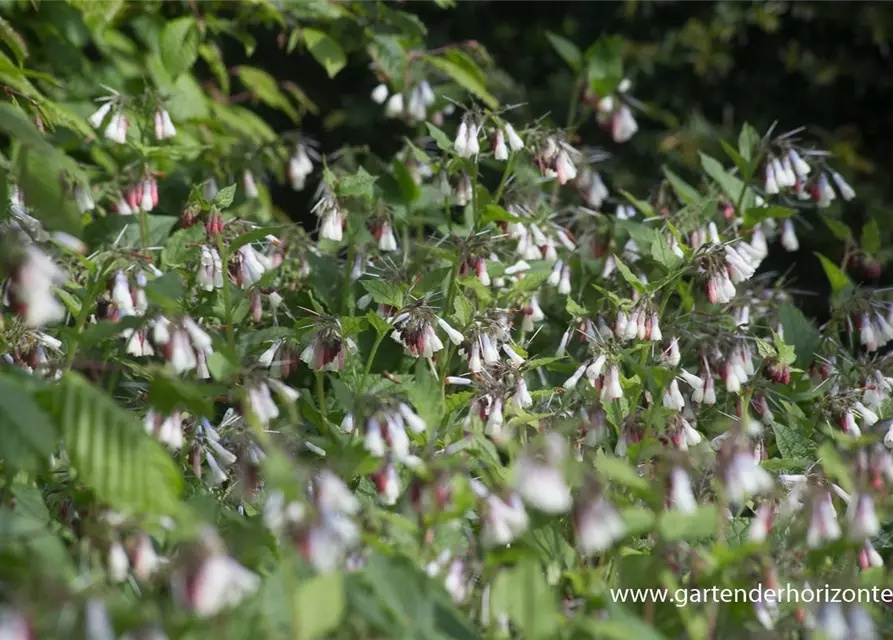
611, 104, 638, 143
574, 494, 626, 553
391, 310, 445, 358
287, 144, 314, 191
453, 115, 480, 159
300, 320, 357, 372
7, 246, 67, 328
504, 123, 525, 151
154, 107, 176, 140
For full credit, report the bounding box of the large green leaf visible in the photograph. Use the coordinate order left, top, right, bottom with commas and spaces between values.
0, 376, 56, 471
160, 17, 201, 79
699, 152, 755, 212
237, 66, 299, 122
36, 373, 182, 514
16, 148, 82, 236
303, 28, 347, 78
427, 55, 498, 108
778, 302, 821, 368
294, 571, 346, 640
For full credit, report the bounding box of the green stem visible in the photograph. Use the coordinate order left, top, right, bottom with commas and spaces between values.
470, 161, 480, 231
218, 236, 236, 351
316, 371, 327, 423
359, 330, 387, 394
550, 73, 584, 208
438, 264, 460, 380
340, 220, 355, 316
139, 210, 150, 248
493, 153, 516, 205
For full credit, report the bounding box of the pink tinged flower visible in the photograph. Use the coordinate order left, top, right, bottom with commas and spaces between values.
242, 170, 259, 199
614, 310, 629, 340
748, 503, 774, 543
788, 149, 811, 176
371, 83, 389, 104
847, 493, 880, 541
481, 493, 529, 547
104, 110, 128, 144
377, 220, 397, 252
108, 541, 130, 583
115, 196, 133, 215
88, 101, 113, 128
575, 496, 626, 553
75, 184, 95, 212
564, 364, 586, 390
764, 162, 780, 194
558, 265, 571, 294
860, 314, 878, 352
724, 452, 774, 504
504, 123, 524, 151
670, 467, 697, 513
512, 377, 532, 409
493, 128, 508, 160
288, 147, 313, 190
554, 150, 577, 185
806, 493, 841, 548
601, 365, 623, 401
611, 104, 638, 143
860, 540, 884, 569
132, 535, 160, 582
780, 219, 799, 252
485, 397, 504, 441
454, 119, 471, 158
662, 379, 685, 411
183, 554, 261, 617
85, 600, 114, 640
813, 173, 836, 207
830, 171, 855, 201
238, 245, 270, 287
8, 246, 67, 327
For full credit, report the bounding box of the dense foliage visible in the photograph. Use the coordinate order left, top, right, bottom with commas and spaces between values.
0, 1, 891, 639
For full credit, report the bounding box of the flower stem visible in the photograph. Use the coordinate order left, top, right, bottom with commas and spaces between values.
494, 152, 516, 204
218, 235, 236, 351
360, 329, 387, 394
316, 371, 327, 423
340, 220, 354, 316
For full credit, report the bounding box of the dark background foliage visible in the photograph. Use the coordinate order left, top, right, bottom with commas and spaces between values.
223, 0, 893, 320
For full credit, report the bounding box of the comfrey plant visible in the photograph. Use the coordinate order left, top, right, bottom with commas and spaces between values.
0, 3, 890, 640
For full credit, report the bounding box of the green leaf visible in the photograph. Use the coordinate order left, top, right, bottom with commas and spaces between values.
160, 17, 201, 79
213, 183, 238, 208
814, 252, 852, 296
303, 28, 347, 78
595, 451, 648, 492
338, 167, 378, 199
619, 189, 655, 217
391, 159, 419, 204
236, 66, 299, 122
779, 302, 821, 369
0, 376, 56, 471
818, 442, 853, 493
566, 297, 587, 317
699, 152, 755, 212
144, 271, 185, 309
662, 167, 701, 205
427, 55, 498, 108
425, 122, 453, 152
207, 352, 236, 381
452, 291, 474, 327
772, 420, 816, 460
545, 31, 582, 71
824, 218, 853, 242
614, 219, 658, 252
360, 279, 404, 309
861, 219, 881, 255
481, 204, 520, 224
738, 122, 760, 164
659, 506, 718, 541
650, 233, 682, 270
365, 311, 391, 337
0, 17, 28, 65
612, 255, 646, 293
742, 205, 795, 227
228, 226, 284, 255
149, 376, 215, 418
36, 373, 181, 514
294, 571, 345, 640
502, 559, 559, 640
16, 149, 81, 236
